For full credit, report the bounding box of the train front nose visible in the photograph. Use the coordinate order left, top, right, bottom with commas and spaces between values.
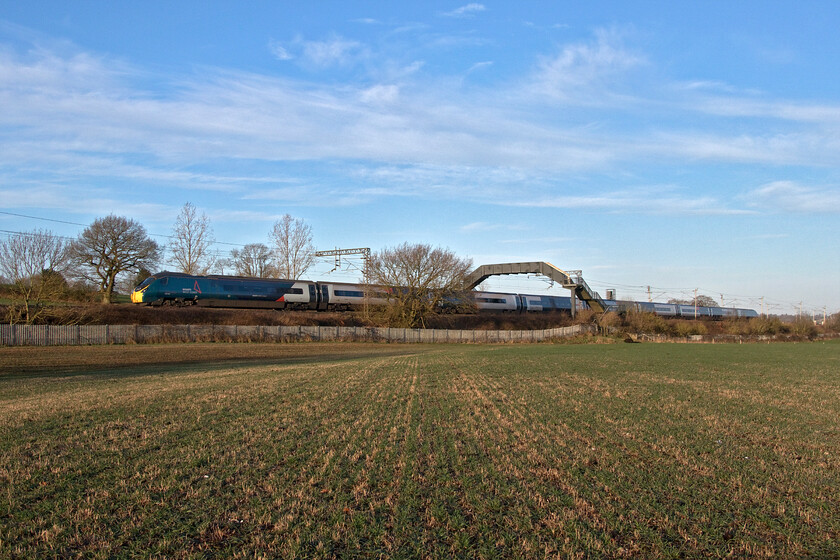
130, 289, 143, 303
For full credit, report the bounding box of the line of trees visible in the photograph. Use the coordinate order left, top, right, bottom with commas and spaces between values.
0, 216, 162, 321
0, 204, 323, 322
1, 203, 478, 328
223, 214, 315, 280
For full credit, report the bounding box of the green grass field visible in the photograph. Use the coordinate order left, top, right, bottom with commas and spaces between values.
1, 341, 839, 558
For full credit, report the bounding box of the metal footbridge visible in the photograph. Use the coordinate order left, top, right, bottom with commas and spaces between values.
464, 262, 607, 315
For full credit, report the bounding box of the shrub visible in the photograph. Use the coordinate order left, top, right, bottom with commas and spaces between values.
746, 316, 784, 335
624, 310, 668, 334
789, 317, 818, 339
672, 320, 708, 338
722, 318, 749, 335
597, 311, 622, 331
826, 313, 840, 334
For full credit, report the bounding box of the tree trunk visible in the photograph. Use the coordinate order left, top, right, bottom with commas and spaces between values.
102, 274, 115, 304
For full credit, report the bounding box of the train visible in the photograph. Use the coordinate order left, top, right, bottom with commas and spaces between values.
457, 290, 758, 318
130, 272, 758, 318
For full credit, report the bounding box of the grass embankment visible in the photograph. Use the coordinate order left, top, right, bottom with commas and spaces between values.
1, 341, 838, 558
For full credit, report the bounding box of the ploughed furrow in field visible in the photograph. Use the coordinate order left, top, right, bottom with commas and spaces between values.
445, 353, 621, 558
2, 350, 428, 559
248, 355, 422, 558
2, 342, 839, 559
488, 345, 840, 558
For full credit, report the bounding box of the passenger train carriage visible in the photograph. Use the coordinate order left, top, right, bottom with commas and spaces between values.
131, 272, 388, 311
131, 272, 758, 318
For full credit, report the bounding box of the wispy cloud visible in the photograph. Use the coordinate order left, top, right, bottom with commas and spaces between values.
746, 181, 840, 213
441, 4, 486, 18
268, 40, 293, 61
508, 186, 752, 215
360, 84, 400, 104
528, 27, 645, 103
300, 34, 365, 67
467, 61, 493, 74
267, 34, 367, 68
2, 26, 839, 218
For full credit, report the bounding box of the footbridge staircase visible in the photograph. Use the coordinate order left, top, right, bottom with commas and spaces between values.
463, 262, 607, 315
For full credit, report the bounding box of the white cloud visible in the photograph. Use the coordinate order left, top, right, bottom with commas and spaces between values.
508, 187, 751, 215
2, 30, 839, 218
300, 35, 365, 67
441, 4, 486, 18
265, 34, 367, 68
467, 61, 493, 74
747, 181, 840, 213
676, 80, 761, 95
360, 84, 400, 104
460, 221, 496, 232
690, 95, 840, 124
268, 41, 293, 61
529, 27, 645, 102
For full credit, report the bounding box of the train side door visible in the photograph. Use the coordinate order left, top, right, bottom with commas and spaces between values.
319, 284, 330, 311
308, 284, 317, 310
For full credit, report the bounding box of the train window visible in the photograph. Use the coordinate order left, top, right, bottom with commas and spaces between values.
277, 287, 304, 295
335, 290, 364, 297
136, 277, 155, 289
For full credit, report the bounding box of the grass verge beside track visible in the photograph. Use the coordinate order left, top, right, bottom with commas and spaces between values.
1, 341, 839, 558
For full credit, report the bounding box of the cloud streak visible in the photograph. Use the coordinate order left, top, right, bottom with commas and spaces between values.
747, 181, 840, 213
441, 4, 486, 18
1, 26, 839, 217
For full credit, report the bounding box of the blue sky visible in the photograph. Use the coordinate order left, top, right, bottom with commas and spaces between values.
1, 1, 838, 315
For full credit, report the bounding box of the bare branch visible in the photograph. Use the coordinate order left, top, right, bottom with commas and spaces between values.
0, 229, 70, 323
169, 202, 216, 274
69, 215, 160, 304
229, 243, 275, 277
367, 243, 473, 328
269, 214, 314, 280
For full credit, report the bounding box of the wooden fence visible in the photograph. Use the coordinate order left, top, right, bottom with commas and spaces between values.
0, 324, 592, 346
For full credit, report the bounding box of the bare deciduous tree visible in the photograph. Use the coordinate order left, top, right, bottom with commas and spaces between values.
270, 214, 314, 279
169, 202, 216, 274
70, 215, 160, 304
367, 243, 473, 328
229, 243, 275, 277
0, 229, 69, 323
